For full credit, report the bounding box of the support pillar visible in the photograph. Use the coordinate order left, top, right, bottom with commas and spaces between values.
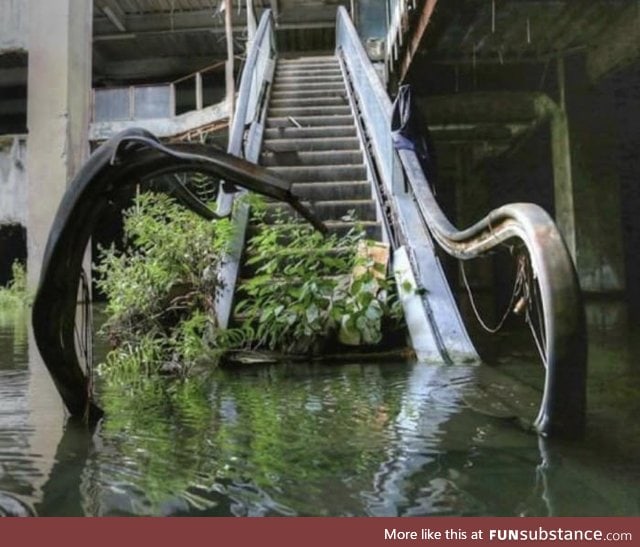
551, 56, 625, 293
26, 0, 92, 289
550, 58, 576, 259
25, 0, 93, 495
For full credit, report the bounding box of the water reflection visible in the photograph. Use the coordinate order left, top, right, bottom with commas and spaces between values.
0, 305, 639, 516
0, 306, 35, 508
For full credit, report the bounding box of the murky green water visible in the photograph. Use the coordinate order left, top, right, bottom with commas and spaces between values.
0, 304, 639, 516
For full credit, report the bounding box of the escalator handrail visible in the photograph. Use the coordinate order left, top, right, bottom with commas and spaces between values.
227, 8, 274, 158
213, 8, 277, 328
335, 6, 586, 438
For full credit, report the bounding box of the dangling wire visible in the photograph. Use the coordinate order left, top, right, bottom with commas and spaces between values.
460, 245, 549, 368
524, 268, 548, 368
459, 252, 527, 334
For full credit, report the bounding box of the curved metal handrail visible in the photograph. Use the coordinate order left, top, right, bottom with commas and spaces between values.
31, 128, 324, 423
336, 6, 586, 437
400, 150, 586, 438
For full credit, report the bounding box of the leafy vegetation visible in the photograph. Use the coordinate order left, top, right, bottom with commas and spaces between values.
96, 192, 235, 378
96, 192, 404, 381
236, 201, 403, 353
0, 260, 28, 307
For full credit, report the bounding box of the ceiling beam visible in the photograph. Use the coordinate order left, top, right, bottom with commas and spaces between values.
94, 20, 334, 42
93, 8, 227, 36
93, 25, 242, 42
96, 0, 128, 32
93, 4, 336, 37
0, 98, 26, 116
399, 0, 439, 84
426, 46, 585, 65
93, 56, 227, 82
102, 6, 126, 32
417, 91, 545, 125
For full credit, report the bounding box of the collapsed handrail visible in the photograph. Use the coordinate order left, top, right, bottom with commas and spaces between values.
335, 6, 586, 437
31, 128, 323, 423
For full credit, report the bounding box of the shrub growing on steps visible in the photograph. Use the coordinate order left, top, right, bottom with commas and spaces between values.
97, 193, 403, 380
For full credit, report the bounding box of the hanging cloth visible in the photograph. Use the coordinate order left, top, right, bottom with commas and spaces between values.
391, 84, 438, 188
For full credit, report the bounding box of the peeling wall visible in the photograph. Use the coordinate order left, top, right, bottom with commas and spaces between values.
0, 0, 28, 52
0, 136, 27, 226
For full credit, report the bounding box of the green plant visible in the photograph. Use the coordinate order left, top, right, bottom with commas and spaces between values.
235, 201, 403, 354
0, 260, 29, 307
96, 191, 406, 383
96, 192, 235, 373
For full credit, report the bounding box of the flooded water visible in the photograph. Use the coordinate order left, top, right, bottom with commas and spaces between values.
0, 303, 639, 516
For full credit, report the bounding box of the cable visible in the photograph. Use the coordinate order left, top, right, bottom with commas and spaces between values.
459, 253, 526, 334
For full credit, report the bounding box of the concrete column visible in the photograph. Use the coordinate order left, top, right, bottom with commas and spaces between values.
551, 55, 625, 293
25, 0, 93, 500
550, 59, 576, 259
26, 0, 92, 289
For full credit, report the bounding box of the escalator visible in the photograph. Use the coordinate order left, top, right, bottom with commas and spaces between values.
218, 7, 586, 438
31, 7, 586, 440
261, 55, 381, 240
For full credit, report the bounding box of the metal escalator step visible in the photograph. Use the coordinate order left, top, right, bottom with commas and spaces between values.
269, 96, 348, 108
241, 250, 352, 277
264, 199, 377, 222
266, 115, 354, 128
274, 74, 343, 85
272, 81, 345, 93
275, 68, 342, 79
278, 57, 337, 66
270, 88, 347, 100
260, 149, 363, 167
290, 181, 371, 201
267, 164, 367, 183
262, 137, 360, 152
263, 125, 356, 140
325, 220, 381, 239
268, 105, 351, 118
246, 220, 380, 240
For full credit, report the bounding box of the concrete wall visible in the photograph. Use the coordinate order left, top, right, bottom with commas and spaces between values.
0, 135, 27, 226
26, 0, 92, 289
0, 0, 28, 52
562, 56, 625, 293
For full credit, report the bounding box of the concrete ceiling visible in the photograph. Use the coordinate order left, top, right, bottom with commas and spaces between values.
399, 0, 640, 165
93, 0, 349, 83
413, 0, 634, 71
0, 0, 349, 131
